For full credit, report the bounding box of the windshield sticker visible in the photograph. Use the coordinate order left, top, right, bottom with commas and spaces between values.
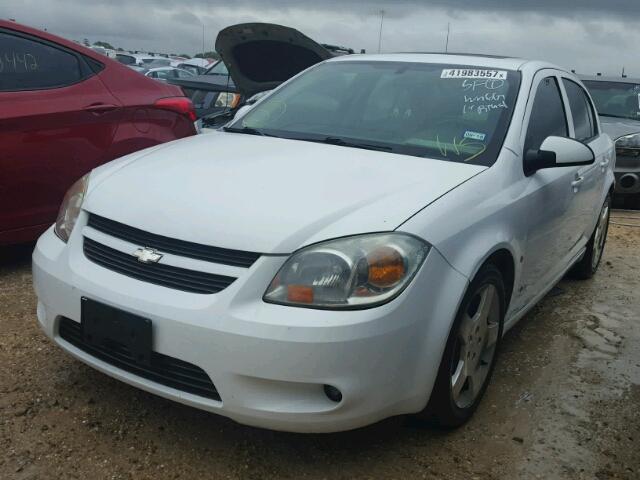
441, 69, 507, 80
464, 131, 486, 141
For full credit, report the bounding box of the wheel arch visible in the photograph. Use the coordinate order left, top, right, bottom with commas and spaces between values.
467, 246, 516, 311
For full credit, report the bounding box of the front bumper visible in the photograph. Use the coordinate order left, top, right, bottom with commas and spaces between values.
32, 224, 468, 433
614, 154, 640, 194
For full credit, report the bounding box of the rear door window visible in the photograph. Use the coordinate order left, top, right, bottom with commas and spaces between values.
562, 79, 597, 141
0, 31, 86, 91
525, 77, 568, 152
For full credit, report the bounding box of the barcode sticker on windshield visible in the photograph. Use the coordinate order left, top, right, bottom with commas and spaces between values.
441, 69, 507, 80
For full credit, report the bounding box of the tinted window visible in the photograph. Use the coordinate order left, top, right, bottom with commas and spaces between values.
563, 79, 596, 141
179, 64, 201, 75
583, 80, 640, 121
525, 77, 568, 152
176, 69, 194, 78
0, 32, 85, 91
206, 60, 229, 76
116, 54, 135, 65
236, 61, 521, 166
154, 70, 174, 79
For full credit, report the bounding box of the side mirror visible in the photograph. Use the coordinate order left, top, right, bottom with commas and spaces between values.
524, 136, 595, 176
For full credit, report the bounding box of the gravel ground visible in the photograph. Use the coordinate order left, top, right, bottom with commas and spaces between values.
1, 210, 639, 480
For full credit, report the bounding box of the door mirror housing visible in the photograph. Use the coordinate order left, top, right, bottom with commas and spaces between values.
524, 136, 595, 176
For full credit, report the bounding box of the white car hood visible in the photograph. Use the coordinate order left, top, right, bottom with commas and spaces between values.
85, 133, 485, 254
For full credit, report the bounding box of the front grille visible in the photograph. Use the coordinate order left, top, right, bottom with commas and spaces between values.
87, 213, 261, 268
615, 153, 640, 171
84, 237, 235, 294
59, 317, 220, 401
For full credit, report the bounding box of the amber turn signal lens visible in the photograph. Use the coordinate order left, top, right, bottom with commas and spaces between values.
367, 246, 405, 288
287, 285, 314, 303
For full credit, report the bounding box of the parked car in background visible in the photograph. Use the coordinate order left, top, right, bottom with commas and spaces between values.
168, 59, 238, 119
144, 58, 173, 68
115, 52, 156, 67
33, 53, 614, 432
144, 67, 195, 82
582, 76, 640, 198
176, 58, 213, 76
90, 45, 116, 58
168, 23, 344, 122
0, 20, 197, 245
176, 63, 208, 75
115, 52, 137, 65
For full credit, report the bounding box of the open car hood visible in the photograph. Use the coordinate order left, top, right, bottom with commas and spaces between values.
215, 23, 333, 98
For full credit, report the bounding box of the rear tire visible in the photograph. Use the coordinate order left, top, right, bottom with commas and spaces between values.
570, 195, 610, 280
416, 263, 506, 428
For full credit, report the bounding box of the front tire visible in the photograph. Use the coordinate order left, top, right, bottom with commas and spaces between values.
417, 263, 506, 428
570, 195, 610, 280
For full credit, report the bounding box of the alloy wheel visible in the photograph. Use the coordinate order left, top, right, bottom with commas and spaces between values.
450, 284, 501, 409
592, 202, 609, 270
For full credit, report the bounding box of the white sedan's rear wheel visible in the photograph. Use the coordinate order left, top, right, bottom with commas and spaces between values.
570, 195, 610, 280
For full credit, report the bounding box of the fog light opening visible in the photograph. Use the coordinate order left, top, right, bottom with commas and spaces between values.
323, 384, 343, 403
619, 173, 638, 190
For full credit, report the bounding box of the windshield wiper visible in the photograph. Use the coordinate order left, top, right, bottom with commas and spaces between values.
222, 126, 270, 136
298, 136, 393, 152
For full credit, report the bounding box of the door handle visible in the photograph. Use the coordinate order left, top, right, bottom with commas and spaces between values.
571, 175, 584, 192
84, 103, 119, 115
599, 158, 610, 170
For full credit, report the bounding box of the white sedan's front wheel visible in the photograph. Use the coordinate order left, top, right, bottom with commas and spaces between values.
418, 263, 506, 427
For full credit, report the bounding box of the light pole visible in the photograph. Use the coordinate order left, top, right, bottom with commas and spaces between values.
445, 22, 450, 53
202, 24, 205, 56
378, 9, 385, 54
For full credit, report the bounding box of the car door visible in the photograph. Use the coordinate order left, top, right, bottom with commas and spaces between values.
517, 72, 584, 303
559, 77, 609, 240
0, 28, 123, 242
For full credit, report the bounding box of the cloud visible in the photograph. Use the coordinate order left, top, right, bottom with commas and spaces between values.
1, 0, 638, 75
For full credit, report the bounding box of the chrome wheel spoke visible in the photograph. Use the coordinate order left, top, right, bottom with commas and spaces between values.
451, 282, 501, 410
459, 313, 474, 344
468, 363, 488, 399
486, 321, 499, 348
473, 286, 495, 327
592, 203, 609, 269
451, 359, 468, 400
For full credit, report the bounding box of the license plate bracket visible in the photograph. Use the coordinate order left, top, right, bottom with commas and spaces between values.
81, 297, 153, 366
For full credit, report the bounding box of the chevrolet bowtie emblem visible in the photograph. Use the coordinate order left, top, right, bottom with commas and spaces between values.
133, 247, 163, 264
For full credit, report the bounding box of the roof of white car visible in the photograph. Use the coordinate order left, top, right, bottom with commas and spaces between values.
580, 75, 640, 83
329, 53, 565, 74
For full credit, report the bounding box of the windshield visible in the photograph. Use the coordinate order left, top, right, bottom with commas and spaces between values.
147, 59, 171, 68
583, 80, 640, 121
206, 61, 229, 76
232, 61, 521, 165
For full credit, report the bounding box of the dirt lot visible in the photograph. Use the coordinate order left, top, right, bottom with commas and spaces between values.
1, 211, 639, 480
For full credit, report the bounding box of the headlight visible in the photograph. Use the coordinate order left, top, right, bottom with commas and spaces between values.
54, 174, 89, 243
264, 233, 430, 309
616, 133, 640, 156
215, 92, 241, 108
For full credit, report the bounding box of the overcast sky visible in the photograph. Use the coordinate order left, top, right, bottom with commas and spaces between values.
2, 0, 638, 76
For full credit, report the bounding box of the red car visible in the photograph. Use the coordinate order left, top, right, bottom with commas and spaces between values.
0, 21, 197, 245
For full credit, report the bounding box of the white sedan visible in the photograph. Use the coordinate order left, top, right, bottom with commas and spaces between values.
33, 54, 614, 433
